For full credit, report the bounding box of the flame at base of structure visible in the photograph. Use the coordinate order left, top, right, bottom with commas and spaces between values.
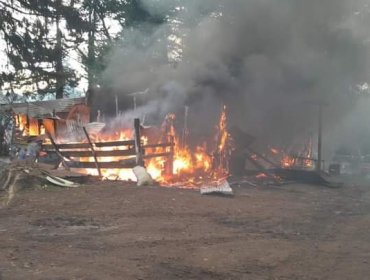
145, 106, 232, 187
74, 106, 233, 188
270, 137, 316, 170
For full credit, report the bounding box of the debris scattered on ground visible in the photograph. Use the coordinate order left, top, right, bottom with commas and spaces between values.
0, 162, 84, 207
200, 180, 233, 196
45, 175, 80, 188
272, 169, 343, 187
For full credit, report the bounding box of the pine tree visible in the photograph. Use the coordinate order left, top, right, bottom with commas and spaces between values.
0, 0, 87, 99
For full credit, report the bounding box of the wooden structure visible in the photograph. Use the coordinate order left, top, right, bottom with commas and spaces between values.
42, 118, 175, 177
0, 97, 88, 142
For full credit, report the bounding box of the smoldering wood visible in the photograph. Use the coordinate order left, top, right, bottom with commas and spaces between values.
244, 150, 280, 184
247, 148, 280, 169
272, 168, 338, 186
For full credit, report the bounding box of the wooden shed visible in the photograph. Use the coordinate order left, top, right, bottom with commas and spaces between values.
0, 97, 89, 142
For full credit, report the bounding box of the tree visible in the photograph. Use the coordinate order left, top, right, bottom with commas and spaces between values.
79, 0, 167, 105
0, 0, 87, 99
0, 0, 171, 101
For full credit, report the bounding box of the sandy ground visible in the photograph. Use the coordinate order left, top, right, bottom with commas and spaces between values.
0, 179, 370, 280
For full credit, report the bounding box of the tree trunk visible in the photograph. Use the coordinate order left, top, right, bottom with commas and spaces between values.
87, 0, 98, 117
55, 0, 64, 99
86, 0, 97, 106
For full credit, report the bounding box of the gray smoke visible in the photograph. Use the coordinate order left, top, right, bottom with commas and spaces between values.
102, 0, 370, 158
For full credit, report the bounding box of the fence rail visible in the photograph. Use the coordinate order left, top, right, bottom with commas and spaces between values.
42, 118, 174, 177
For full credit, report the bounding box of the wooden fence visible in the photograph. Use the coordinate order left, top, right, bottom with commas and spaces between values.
42, 118, 174, 177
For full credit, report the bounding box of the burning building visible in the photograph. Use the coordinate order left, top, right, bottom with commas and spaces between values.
0, 97, 88, 147
2, 0, 370, 186
39, 104, 233, 187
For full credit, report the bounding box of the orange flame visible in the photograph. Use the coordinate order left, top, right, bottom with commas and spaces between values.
282, 155, 296, 168
67, 106, 231, 186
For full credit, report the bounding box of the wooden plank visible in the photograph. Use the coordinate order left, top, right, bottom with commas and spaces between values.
42, 140, 136, 150
247, 148, 280, 168
167, 136, 174, 176
43, 143, 90, 150
60, 149, 136, 158
94, 140, 135, 148
65, 161, 137, 169
245, 150, 280, 184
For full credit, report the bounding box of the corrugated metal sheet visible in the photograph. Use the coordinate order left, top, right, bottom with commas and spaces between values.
0, 97, 86, 119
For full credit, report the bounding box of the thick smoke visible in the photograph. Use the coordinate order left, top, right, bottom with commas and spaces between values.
101, 0, 370, 159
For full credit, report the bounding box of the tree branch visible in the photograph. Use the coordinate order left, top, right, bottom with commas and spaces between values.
0, 0, 48, 17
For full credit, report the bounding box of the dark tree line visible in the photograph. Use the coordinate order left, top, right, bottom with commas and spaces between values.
0, 0, 165, 100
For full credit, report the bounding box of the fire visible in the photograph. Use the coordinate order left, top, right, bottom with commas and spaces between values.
282, 155, 296, 168
78, 128, 137, 181
303, 138, 314, 168
173, 150, 192, 174
218, 106, 228, 152
195, 146, 212, 171
145, 112, 215, 184
279, 138, 315, 170
159, 106, 231, 184
28, 119, 39, 136
64, 105, 232, 186
16, 114, 27, 133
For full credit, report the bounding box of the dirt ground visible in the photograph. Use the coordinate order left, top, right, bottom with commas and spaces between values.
1, 178, 370, 280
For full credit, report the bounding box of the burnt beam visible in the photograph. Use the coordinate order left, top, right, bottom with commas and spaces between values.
134, 118, 144, 166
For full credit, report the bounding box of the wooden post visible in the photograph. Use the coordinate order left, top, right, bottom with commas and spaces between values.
317, 104, 323, 172
83, 127, 102, 177
134, 118, 144, 166
165, 136, 174, 176
115, 95, 119, 117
